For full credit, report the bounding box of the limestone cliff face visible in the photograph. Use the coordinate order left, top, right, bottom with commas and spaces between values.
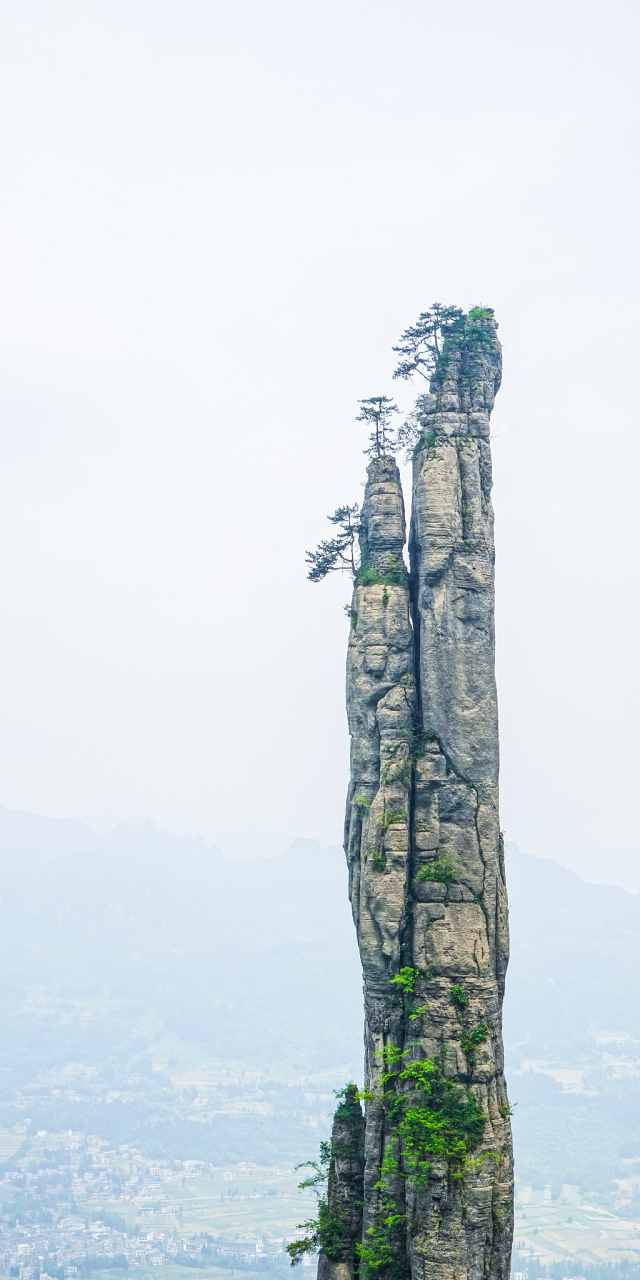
337, 316, 513, 1280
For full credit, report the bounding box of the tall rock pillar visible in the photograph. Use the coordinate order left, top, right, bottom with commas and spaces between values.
340, 313, 513, 1280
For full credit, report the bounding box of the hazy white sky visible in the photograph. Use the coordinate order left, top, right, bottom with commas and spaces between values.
0, 0, 638, 887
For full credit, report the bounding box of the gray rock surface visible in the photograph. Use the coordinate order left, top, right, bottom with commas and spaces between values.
337, 314, 513, 1280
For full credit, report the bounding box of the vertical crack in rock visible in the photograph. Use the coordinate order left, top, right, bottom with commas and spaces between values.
337, 314, 513, 1280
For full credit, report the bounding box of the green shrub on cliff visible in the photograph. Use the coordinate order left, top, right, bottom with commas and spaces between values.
415, 852, 457, 885
356, 1047, 487, 1276
355, 550, 405, 588
449, 984, 469, 1013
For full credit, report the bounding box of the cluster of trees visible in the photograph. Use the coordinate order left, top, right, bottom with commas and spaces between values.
306, 303, 494, 585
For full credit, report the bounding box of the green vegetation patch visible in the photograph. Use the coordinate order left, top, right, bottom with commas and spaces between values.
355, 552, 405, 589
415, 852, 457, 886
379, 1048, 485, 1186
354, 1048, 486, 1276
448, 984, 469, 1014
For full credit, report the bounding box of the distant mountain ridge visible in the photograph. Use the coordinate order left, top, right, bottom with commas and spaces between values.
79, 809, 290, 858
505, 840, 640, 1050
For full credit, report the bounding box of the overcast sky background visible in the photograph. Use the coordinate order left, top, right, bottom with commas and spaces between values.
0, 0, 638, 888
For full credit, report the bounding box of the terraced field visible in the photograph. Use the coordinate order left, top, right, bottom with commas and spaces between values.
512, 1186, 640, 1269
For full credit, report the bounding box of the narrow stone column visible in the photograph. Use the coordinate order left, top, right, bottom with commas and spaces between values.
344, 455, 415, 1279
406, 316, 513, 1280
317, 1086, 366, 1280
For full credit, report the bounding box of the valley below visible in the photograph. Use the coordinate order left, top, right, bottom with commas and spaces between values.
1, 808, 640, 1276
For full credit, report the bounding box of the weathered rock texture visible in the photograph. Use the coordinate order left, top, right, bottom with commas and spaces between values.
335, 314, 513, 1280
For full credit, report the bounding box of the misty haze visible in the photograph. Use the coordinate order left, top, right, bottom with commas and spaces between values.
0, 5, 638, 1280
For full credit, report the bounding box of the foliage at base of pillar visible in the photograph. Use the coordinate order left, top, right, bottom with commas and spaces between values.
356, 1048, 487, 1278
357, 1195, 408, 1279
287, 1085, 364, 1268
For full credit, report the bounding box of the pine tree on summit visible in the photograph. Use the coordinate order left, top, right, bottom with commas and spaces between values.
392, 303, 464, 382
356, 396, 399, 458
305, 396, 399, 585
